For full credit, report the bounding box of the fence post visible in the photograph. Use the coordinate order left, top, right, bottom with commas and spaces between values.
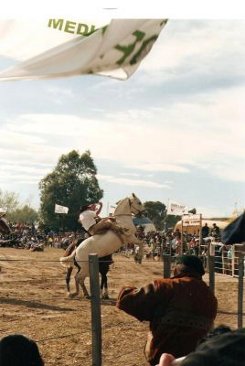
208, 242, 215, 293
163, 254, 171, 278
237, 253, 244, 328
89, 254, 102, 366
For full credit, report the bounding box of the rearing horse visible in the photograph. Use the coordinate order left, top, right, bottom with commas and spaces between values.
63, 238, 114, 299
60, 193, 144, 298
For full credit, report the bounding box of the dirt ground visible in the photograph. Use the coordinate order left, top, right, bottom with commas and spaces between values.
0, 247, 243, 366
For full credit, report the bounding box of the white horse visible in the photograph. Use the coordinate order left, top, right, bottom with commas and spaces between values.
60, 193, 144, 298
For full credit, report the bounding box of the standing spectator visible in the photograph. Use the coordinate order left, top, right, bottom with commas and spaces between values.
210, 223, 220, 239
202, 223, 210, 238
221, 244, 232, 275
116, 255, 217, 366
173, 228, 181, 240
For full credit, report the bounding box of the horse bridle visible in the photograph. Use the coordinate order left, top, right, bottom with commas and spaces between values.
128, 197, 143, 214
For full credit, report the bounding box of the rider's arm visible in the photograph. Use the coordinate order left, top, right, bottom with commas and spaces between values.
95, 202, 103, 215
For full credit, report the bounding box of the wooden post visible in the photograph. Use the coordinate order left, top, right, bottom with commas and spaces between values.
232, 246, 235, 277
208, 241, 215, 293
89, 254, 102, 366
163, 254, 171, 278
199, 214, 202, 256
181, 218, 184, 255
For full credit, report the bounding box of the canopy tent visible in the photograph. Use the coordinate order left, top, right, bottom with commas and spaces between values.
174, 218, 230, 235
133, 215, 156, 233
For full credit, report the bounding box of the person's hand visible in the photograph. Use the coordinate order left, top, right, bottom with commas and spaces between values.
157, 353, 176, 366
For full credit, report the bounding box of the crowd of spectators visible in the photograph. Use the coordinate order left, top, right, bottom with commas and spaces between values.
132, 226, 206, 260
0, 220, 238, 276
129, 224, 237, 277
0, 221, 84, 252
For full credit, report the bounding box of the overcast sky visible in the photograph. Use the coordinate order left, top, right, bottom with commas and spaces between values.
0, 18, 244, 218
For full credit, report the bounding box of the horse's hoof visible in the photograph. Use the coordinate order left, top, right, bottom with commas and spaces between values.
102, 294, 110, 300
85, 295, 91, 300
68, 292, 78, 298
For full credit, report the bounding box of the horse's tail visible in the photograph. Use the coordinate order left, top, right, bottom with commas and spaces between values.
60, 249, 76, 268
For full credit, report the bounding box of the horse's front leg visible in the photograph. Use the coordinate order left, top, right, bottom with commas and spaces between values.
81, 281, 90, 299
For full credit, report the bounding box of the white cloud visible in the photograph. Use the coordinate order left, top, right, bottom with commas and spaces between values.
0, 81, 244, 186
120, 173, 140, 177
130, 163, 189, 173
97, 174, 171, 189
140, 20, 245, 79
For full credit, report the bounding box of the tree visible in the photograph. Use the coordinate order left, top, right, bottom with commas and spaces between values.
0, 189, 19, 212
8, 205, 39, 224
144, 201, 166, 230
164, 214, 181, 231
39, 150, 103, 232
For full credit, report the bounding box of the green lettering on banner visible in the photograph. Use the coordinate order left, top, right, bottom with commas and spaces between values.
48, 19, 64, 30
64, 21, 76, 34
77, 23, 89, 35
129, 35, 158, 65
115, 30, 145, 65
48, 19, 99, 36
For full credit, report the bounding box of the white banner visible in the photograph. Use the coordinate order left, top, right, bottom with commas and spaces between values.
55, 204, 69, 214
182, 214, 201, 226
0, 18, 167, 81
167, 201, 188, 216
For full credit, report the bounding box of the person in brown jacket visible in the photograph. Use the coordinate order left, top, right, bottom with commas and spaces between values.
116, 255, 217, 366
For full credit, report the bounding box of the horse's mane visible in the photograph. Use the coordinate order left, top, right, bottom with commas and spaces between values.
114, 197, 131, 216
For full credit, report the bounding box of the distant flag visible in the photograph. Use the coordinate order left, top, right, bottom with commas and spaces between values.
0, 18, 168, 81
167, 201, 188, 216
54, 204, 69, 214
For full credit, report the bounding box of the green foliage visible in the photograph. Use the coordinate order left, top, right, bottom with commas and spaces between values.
164, 215, 181, 230
0, 189, 19, 212
144, 201, 166, 230
39, 150, 103, 232
8, 205, 39, 224
143, 200, 182, 231
0, 190, 38, 224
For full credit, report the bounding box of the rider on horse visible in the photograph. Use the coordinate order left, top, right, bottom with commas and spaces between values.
78, 202, 127, 242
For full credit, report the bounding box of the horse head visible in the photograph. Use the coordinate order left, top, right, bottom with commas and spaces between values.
129, 193, 144, 215
0, 216, 11, 235
114, 194, 144, 217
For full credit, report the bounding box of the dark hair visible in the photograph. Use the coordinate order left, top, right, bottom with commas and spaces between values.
199, 324, 232, 344
0, 334, 44, 366
182, 328, 245, 366
175, 255, 205, 276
